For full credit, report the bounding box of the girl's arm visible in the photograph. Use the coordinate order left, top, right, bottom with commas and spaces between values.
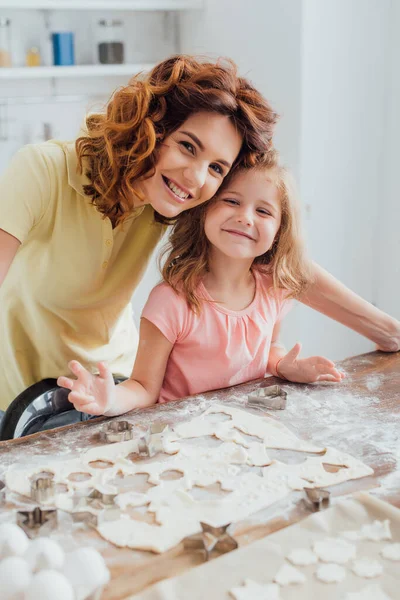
57, 318, 173, 416
300, 262, 400, 352
267, 322, 344, 383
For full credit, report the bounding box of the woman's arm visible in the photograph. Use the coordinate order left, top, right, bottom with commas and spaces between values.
300, 262, 400, 352
58, 318, 173, 416
0, 229, 20, 288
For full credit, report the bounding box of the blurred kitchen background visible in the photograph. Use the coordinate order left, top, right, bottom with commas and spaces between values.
0, 0, 399, 361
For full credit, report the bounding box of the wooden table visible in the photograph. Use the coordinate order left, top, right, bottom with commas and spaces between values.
0, 350, 399, 599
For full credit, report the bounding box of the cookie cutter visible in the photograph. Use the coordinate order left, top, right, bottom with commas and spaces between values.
17, 506, 57, 538
137, 421, 169, 458
0, 481, 5, 503
184, 522, 238, 561
87, 488, 117, 507
247, 385, 287, 410
99, 420, 134, 443
30, 474, 55, 503
304, 487, 330, 511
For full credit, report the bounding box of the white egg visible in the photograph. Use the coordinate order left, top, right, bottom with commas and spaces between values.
63, 547, 110, 599
0, 555, 31, 599
0, 523, 30, 559
24, 569, 74, 600
24, 537, 65, 572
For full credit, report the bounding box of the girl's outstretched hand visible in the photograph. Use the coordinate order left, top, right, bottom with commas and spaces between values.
57, 360, 116, 415
276, 343, 345, 383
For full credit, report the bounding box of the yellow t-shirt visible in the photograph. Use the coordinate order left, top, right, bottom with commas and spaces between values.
0, 140, 166, 410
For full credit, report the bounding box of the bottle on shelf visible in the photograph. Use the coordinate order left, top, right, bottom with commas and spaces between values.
97, 19, 125, 65
0, 17, 11, 67
26, 46, 41, 67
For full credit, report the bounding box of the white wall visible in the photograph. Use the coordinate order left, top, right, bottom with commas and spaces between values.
376, 0, 400, 319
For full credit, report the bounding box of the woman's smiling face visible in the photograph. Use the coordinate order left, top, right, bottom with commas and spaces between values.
138, 111, 243, 218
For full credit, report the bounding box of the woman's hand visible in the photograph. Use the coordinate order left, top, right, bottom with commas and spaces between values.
57, 360, 115, 415
276, 343, 345, 384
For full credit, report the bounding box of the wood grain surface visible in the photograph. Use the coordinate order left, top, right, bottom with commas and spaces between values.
0, 350, 399, 599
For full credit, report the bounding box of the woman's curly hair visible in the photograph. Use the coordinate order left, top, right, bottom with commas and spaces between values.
76, 54, 279, 226
161, 152, 312, 314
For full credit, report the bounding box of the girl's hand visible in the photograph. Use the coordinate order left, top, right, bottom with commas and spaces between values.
276, 343, 345, 383
57, 360, 115, 415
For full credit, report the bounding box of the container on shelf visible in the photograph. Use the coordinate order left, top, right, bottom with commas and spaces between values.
26, 46, 41, 67
0, 17, 11, 67
97, 19, 124, 65
52, 32, 75, 66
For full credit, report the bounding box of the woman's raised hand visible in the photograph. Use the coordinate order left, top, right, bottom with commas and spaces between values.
276, 343, 345, 384
57, 360, 116, 415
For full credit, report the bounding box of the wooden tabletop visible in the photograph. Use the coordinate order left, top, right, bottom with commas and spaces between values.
0, 350, 399, 599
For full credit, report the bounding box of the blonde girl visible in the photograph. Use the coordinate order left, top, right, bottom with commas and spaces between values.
58, 153, 344, 415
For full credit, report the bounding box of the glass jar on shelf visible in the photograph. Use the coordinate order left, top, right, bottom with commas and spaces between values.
0, 17, 11, 67
97, 19, 125, 65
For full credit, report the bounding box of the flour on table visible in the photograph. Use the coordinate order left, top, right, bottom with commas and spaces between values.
352, 557, 383, 578
381, 543, 400, 561
230, 579, 281, 600
313, 537, 356, 564
344, 583, 392, 600
286, 548, 318, 566
315, 563, 346, 583
273, 563, 306, 586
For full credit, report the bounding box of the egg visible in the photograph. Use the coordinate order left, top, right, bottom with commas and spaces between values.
24, 569, 74, 600
0, 523, 30, 559
0, 555, 31, 599
24, 537, 65, 572
63, 547, 110, 599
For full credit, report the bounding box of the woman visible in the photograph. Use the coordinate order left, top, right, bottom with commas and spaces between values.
0, 55, 398, 412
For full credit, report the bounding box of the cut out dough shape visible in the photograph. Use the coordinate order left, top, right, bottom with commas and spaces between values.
352, 558, 383, 578
344, 583, 392, 600
286, 548, 318, 566
315, 563, 346, 583
313, 537, 356, 564
230, 579, 281, 600
273, 563, 306, 585
264, 447, 374, 490
342, 520, 392, 542
381, 543, 400, 561
172, 405, 325, 453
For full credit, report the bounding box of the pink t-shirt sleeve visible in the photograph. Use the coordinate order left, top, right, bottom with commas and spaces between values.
141, 283, 187, 344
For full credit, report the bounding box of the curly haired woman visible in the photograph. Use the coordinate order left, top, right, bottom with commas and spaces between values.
0, 55, 398, 412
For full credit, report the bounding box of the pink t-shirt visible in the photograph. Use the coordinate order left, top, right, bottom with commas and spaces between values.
141, 270, 291, 403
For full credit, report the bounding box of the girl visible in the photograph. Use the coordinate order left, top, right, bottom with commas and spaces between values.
57, 154, 344, 416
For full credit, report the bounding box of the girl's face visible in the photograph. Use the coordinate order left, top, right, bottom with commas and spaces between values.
204, 169, 282, 262
139, 112, 242, 218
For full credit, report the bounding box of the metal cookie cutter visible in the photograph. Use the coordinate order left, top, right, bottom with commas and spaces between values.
17, 506, 57, 538
304, 487, 330, 511
99, 420, 134, 443
87, 488, 117, 507
0, 481, 5, 503
247, 384, 287, 410
184, 522, 238, 561
72, 507, 121, 528
30, 474, 55, 503
137, 421, 169, 458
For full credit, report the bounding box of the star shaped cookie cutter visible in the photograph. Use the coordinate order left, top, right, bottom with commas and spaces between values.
99, 420, 134, 443
0, 481, 5, 503
184, 522, 238, 561
247, 384, 287, 410
304, 487, 331, 511
16, 506, 58, 538
137, 421, 169, 458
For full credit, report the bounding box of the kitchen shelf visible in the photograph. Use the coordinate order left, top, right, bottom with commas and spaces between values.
0, 0, 202, 9
0, 63, 155, 79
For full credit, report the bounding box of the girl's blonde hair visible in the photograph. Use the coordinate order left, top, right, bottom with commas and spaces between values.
162, 152, 312, 314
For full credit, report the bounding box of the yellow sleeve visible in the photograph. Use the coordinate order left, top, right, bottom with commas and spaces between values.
0, 144, 52, 243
